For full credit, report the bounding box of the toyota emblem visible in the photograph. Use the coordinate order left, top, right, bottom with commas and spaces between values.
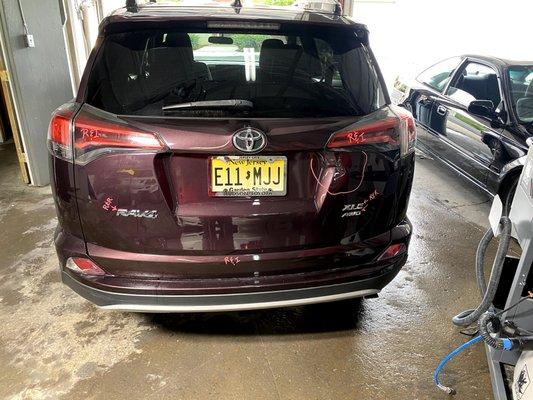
232, 127, 267, 153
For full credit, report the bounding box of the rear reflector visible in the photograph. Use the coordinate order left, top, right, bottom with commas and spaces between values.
377, 243, 407, 261
73, 108, 165, 164
65, 257, 106, 276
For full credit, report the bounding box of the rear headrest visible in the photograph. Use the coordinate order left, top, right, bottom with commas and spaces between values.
261, 39, 285, 51
152, 33, 194, 62
104, 41, 146, 109
259, 41, 299, 81
260, 40, 321, 81
460, 74, 500, 106
110, 31, 152, 51
485, 74, 501, 106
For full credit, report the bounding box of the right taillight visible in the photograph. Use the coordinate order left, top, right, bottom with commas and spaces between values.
326, 117, 399, 149
326, 107, 416, 157
394, 106, 417, 157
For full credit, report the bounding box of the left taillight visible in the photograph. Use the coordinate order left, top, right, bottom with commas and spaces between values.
49, 106, 165, 164
394, 106, 417, 157
73, 108, 165, 164
48, 106, 74, 162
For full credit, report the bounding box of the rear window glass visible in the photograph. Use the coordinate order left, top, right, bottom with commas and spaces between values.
85, 25, 386, 118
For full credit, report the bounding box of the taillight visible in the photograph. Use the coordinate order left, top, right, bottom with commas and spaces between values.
327, 117, 398, 149
48, 107, 74, 161
73, 108, 165, 164
394, 106, 417, 156
326, 107, 416, 157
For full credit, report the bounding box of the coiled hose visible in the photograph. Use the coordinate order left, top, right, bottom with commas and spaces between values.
478, 312, 512, 351
452, 216, 512, 327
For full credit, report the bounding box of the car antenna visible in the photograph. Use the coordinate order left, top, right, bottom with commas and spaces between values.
231, 0, 243, 14
126, 0, 138, 12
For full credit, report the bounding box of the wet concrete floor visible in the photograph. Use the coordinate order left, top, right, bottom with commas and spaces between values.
0, 141, 497, 399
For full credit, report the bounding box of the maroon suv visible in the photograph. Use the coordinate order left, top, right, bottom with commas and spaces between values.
48, 2, 415, 312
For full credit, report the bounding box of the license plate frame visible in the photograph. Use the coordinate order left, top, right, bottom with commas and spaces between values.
209, 155, 288, 197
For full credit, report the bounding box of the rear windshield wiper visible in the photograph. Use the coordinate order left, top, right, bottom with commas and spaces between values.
163, 100, 253, 112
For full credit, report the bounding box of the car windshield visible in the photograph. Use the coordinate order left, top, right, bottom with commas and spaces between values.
508, 65, 533, 124
86, 25, 386, 118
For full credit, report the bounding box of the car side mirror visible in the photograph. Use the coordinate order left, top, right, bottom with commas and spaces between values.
468, 100, 497, 120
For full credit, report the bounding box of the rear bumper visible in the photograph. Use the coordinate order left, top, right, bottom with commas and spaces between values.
56, 219, 411, 312
61, 260, 402, 313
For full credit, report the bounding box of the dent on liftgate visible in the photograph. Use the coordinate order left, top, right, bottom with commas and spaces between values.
434, 138, 533, 399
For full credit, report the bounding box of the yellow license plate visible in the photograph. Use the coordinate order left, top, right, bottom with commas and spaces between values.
210, 156, 287, 197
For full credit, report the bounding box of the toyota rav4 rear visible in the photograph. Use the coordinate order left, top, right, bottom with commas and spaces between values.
48, 3, 415, 312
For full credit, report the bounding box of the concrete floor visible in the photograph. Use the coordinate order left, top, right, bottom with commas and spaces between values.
0, 141, 497, 399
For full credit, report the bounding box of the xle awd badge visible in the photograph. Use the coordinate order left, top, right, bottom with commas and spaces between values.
232, 127, 267, 153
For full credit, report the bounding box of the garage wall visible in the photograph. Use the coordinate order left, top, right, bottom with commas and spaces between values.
0, 0, 73, 186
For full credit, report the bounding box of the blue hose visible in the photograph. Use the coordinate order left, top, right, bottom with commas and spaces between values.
434, 335, 483, 395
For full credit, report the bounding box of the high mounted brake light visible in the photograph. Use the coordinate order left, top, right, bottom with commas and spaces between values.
207, 21, 281, 30
326, 108, 416, 156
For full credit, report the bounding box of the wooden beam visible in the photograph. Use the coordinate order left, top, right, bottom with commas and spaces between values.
0, 69, 30, 184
